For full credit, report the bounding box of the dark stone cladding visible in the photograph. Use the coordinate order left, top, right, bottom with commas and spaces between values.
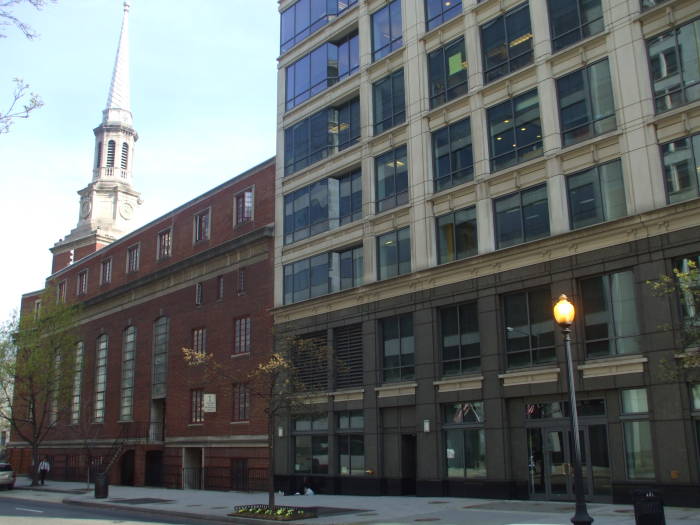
83, 225, 274, 308
277, 225, 700, 333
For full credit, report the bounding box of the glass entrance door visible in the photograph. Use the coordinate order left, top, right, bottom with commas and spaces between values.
527, 424, 610, 501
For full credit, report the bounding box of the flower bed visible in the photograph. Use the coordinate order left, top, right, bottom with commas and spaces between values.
230, 504, 317, 521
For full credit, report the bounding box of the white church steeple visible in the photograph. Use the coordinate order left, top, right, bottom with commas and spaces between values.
51, 1, 142, 273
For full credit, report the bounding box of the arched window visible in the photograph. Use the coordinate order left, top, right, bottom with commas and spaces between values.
94, 334, 109, 422
106, 140, 116, 168
120, 326, 136, 420
152, 317, 170, 398
95, 142, 102, 169
121, 143, 129, 170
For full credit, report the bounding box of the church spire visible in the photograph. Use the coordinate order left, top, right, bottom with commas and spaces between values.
104, 1, 132, 126
50, 1, 142, 274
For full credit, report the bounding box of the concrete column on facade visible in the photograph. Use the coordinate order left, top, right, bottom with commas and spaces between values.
538, 75, 562, 156
362, 320, 381, 478
464, 9, 482, 94
607, 10, 667, 213
547, 171, 569, 237
475, 181, 495, 254
529, 0, 552, 61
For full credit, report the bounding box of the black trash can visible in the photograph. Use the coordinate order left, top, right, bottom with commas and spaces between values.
633, 489, 665, 525
94, 472, 109, 499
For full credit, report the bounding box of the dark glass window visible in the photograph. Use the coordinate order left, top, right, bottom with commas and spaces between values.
661, 133, 700, 203
487, 89, 542, 171
436, 207, 477, 264
376, 145, 408, 213
284, 98, 360, 176
567, 159, 626, 229
557, 59, 616, 147
547, 0, 603, 53
377, 227, 411, 280
337, 410, 364, 476
503, 287, 555, 368
428, 38, 468, 109
425, 0, 462, 31
373, 69, 405, 135
283, 246, 363, 304
280, 0, 358, 53
372, 0, 403, 61
648, 19, 700, 113
494, 184, 549, 249
641, 0, 670, 11
381, 313, 414, 382
580, 271, 640, 357
443, 401, 486, 478
335, 324, 363, 389
284, 169, 362, 245
285, 33, 359, 110
481, 3, 533, 84
433, 118, 473, 191
441, 302, 480, 375
294, 435, 329, 474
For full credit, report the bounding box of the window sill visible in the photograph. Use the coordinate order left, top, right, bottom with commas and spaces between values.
368, 121, 408, 147
331, 388, 364, 402
231, 352, 251, 359
282, 141, 362, 183
648, 98, 700, 130
375, 382, 417, 398
420, 11, 466, 46
434, 375, 484, 393
498, 367, 560, 387
577, 355, 647, 379
558, 129, 622, 158
188, 423, 204, 427
230, 420, 250, 425
480, 61, 537, 97
367, 45, 405, 76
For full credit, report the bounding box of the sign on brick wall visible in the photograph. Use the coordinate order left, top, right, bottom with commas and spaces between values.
203, 394, 216, 413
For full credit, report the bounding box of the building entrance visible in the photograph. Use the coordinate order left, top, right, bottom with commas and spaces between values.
526, 401, 611, 502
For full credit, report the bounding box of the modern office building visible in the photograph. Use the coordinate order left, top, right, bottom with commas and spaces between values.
10, 3, 277, 490
272, 0, 700, 505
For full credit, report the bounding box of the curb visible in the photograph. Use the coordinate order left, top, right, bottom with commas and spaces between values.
62, 497, 296, 525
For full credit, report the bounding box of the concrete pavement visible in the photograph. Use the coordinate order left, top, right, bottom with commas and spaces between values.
3, 477, 699, 524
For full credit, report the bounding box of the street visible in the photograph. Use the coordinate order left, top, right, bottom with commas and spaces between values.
0, 494, 233, 525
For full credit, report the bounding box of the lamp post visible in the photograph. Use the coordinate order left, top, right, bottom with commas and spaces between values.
553, 294, 593, 525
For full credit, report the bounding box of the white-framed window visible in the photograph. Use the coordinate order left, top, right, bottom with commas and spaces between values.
193, 327, 206, 353
120, 326, 136, 421
194, 209, 211, 242
217, 276, 224, 300
77, 270, 88, 295
157, 228, 172, 260
235, 188, 254, 225
234, 317, 251, 354
71, 341, 84, 424
195, 282, 203, 306
57, 281, 67, 303
100, 258, 113, 284
621, 388, 655, 480
126, 244, 140, 273
94, 334, 108, 422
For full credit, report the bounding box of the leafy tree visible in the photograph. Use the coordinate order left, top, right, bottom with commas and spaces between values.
183, 334, 328, 508
0, 0, 55, 134
0, 286, 79, 485
648, 258, 700, 375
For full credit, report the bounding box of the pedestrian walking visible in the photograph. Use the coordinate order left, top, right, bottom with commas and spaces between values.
38, 457, 50, 485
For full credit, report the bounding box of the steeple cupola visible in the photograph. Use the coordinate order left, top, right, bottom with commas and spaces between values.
51, 1, 142, 273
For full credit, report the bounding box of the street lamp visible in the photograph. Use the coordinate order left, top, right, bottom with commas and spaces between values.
553, 294, 593, 525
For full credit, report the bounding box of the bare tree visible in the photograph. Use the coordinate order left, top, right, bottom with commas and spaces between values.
183, 334, 329, 508
0, 286, 79, 485
0, 0, 55, 134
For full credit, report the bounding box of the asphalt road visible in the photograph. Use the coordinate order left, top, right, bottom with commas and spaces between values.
0, 494, 234, 525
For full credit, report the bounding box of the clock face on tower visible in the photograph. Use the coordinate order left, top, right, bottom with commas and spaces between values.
119, 201, 134, 220
80, 200, 92, 219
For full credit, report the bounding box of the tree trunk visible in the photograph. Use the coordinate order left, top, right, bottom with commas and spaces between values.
30, 444, 39, 486
268, 416, 275, 508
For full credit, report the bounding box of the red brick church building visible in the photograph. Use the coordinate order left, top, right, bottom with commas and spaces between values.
10, 2, 275, 490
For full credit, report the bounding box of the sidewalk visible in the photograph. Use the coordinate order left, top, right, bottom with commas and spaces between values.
6, 477, 700, 525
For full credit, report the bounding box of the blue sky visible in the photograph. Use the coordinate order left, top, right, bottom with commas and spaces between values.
0, 0, 279, 319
